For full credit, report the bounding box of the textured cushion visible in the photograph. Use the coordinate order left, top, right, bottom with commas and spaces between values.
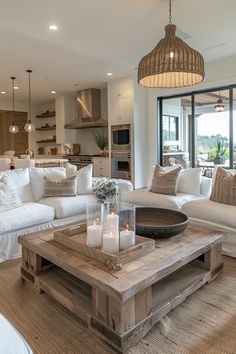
0, 202, 55, 235
0, 168, 33, 202
210, 168, 236, 206
30, 167, 66, 201
177, 168, 202, 195
44, 175, 77, 197
0, 176, 23, 212
122, 189, 200, 210
40, 194, 96, 219
182, 198, 236, 229
77, 164, 93, 194
150, 164, 181, 195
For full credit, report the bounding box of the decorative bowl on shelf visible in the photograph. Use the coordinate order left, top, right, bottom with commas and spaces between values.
135, 207, 189, 239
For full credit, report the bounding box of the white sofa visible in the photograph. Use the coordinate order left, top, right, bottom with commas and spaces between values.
122, 172, 211, 210
0, 166, 133, 263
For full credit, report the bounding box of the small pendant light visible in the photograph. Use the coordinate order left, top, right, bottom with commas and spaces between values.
9, 77, 19, 134
24, 69, 35, 133
214, 92, 225, 112
137, 0, 205, 88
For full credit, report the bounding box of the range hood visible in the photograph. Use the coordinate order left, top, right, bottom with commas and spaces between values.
64, 88, 108, 129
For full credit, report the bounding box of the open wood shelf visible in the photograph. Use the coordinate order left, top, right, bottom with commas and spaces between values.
36, 139, 56, 143
36, 112, 55, 118
36, 127, 56, 131
37, 266, 92, 324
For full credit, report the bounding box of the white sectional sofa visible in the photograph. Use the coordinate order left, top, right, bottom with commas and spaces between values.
122, 169, 212, 210
0, 166, 133, 263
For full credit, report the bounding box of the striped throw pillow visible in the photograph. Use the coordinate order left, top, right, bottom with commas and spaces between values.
150, 164, 182, 195
43, 175, 77, 197
0, 176, 23, 212
210, 167, 236, 206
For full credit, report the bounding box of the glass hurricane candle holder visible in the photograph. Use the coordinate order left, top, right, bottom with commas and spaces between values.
86, 202, 102, 248
101, 202, 135, 254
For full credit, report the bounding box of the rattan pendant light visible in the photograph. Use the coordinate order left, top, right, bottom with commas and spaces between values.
138, 0, 205, 88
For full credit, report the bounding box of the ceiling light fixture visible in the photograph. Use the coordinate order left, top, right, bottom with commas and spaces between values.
1, 91, 6, 94
24, 70, 35, 133
137, 0, 205, 88
214, 92, 225, 112
51, 90, 56, 94
9, 77, 19, 134
14, 86, 19, 90
49, 25, 58, 31
107, 73, 113, 76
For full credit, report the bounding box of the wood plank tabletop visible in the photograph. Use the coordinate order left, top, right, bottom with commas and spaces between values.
19, 225, 223, 301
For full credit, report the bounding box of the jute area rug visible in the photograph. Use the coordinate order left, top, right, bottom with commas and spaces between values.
0, 256, 236, 354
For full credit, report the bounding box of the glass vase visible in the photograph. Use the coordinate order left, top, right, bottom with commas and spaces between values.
101, 202, 135, 254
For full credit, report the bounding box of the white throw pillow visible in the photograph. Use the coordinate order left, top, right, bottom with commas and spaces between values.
177, 168, 202, 195
77, 164, 93, 194
30, 167, 67, 201
66, 163, 77, 178
0, 168, 33, 202
0, 176, 23, 212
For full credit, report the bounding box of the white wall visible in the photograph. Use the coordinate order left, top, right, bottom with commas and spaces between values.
133, 80, 148, 188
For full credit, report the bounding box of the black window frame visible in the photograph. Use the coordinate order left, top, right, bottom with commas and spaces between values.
158, 84, 235, 168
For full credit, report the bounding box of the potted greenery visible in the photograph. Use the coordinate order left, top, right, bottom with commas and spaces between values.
214, 138, 228, 164
93, 131, 108, 156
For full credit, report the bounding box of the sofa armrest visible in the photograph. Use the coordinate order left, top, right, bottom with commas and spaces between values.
200, 176, 212, 197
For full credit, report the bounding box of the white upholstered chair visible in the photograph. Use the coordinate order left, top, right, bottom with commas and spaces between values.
14, 159, 35, 169
0, 158, 11, 170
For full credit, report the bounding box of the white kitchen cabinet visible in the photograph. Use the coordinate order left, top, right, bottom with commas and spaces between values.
108, 77, 133, 125
93, 157, 110, 177
108, 96, 133, 125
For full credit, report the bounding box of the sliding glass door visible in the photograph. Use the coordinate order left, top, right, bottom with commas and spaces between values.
158, 85, 235, 174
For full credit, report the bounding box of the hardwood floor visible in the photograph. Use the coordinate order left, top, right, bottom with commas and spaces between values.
0, 256, 236, 354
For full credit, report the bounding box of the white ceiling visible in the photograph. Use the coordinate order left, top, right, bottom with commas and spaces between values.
0, 0, 236, 104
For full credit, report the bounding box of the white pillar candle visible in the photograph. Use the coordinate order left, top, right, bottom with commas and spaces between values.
106, 212, 119, 235
120, 230, 135, 250
102, 232, 119, 254
86, 223, 102, 247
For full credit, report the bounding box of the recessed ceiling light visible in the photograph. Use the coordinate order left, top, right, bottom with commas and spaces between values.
74, 83, 79, 87
1, 91, 6, 94
107, 73, 113, 76
51, 90, 56, 94
49, 25, 58, 31
14, 86, 19, 90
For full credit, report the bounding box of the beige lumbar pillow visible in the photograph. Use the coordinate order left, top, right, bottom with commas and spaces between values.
210, 167, 236, 206
44, 175, 77, 197
150, 164, 182, 195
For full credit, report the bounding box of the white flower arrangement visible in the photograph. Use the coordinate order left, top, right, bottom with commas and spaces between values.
93, 178, 119, 203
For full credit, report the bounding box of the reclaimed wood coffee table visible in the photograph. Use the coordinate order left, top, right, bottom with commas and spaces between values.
18, 224, 223, 353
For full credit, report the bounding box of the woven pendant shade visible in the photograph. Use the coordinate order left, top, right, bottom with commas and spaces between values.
138, 24, 205, 88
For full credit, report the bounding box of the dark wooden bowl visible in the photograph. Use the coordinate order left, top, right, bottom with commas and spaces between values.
135, 207, 189, 239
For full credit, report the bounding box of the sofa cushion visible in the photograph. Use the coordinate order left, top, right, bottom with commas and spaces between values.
44, 175, 77, 197
150, 164, 181, 195
77, 164, 93, 194
0, 176, 23, 212
30, 167, 67, 201
39, 194, 97, 219
0, 168, 33, 202
122, 189, 200, 210
182, 198, 236, 229
210, 167, 236, 206
0, 202, 55, 235
177, 168, 202, 195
